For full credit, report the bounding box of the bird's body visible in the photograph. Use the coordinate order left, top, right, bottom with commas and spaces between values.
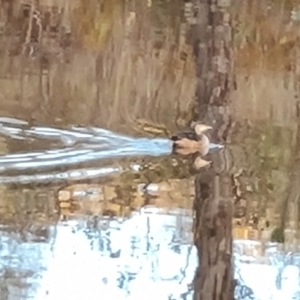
171, 123, 212, 156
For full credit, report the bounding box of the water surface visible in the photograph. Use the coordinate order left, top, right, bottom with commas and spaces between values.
1, 1, 300, 300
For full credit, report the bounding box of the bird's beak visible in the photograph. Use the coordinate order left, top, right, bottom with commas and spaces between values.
194, 124, 212, 135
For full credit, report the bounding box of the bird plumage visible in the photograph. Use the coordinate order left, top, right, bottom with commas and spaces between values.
171, 123, 212, 156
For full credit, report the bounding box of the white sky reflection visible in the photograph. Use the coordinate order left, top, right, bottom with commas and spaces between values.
2, 212, 298, 300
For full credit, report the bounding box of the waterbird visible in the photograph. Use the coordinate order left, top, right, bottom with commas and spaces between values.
171, 123, 212, 156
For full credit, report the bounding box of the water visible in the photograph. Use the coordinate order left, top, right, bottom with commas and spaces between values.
1, 0, 300, 299
0, 117, 224, 184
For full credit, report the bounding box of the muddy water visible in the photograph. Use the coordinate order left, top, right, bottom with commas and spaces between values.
1, 0, 300, 299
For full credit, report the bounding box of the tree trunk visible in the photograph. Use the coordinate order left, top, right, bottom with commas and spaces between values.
193, 170, 234, 300
189, 0, 235, 298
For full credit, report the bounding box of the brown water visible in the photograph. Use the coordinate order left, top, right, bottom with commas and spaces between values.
0, 1, 300, 299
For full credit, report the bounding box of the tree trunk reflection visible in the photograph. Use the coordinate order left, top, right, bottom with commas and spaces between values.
190, 0, 235, 298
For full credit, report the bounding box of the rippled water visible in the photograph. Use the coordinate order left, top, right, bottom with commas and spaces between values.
0, 117, 223, 185
0, 117, 172, 184
0, 115, 299, 300
1, 0, 300, 299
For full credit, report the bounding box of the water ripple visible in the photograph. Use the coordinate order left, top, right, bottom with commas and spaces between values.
0, 117, 223, 183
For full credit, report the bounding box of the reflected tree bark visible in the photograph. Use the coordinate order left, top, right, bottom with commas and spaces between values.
278, 123, 300, 245
190, 0, 235, 298
193, 170, 234, 300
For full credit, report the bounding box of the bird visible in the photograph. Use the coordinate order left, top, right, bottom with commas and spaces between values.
171, 123, 212, 156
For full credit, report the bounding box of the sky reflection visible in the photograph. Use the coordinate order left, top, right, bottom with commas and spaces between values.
34, 212, 196, 300
1, 211, 299, 300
